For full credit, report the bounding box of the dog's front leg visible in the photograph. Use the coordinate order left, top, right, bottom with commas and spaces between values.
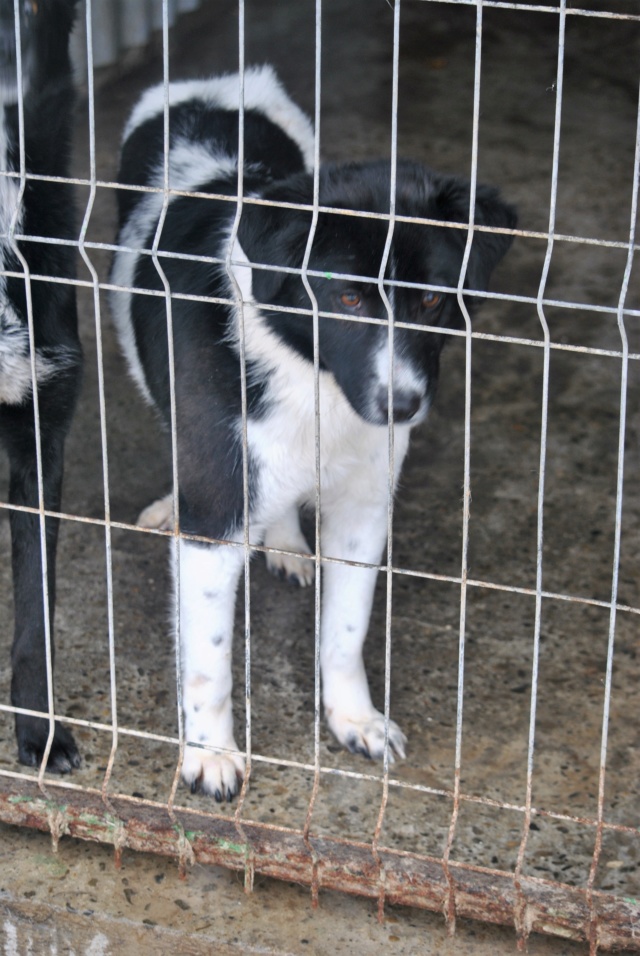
175, 537, 246, 801
319, 502, 407, 763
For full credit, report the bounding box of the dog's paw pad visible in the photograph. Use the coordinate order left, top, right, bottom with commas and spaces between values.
265, 549, 315, 587
182, 744, 245, 801
137, 493, 173, 530
329, 711, 407, 763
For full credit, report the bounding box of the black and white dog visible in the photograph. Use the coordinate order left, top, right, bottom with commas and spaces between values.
111, 66, 515, 801
0, 0, 82, 772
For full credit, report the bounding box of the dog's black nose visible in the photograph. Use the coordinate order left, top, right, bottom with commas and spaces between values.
375, 387, 422, 423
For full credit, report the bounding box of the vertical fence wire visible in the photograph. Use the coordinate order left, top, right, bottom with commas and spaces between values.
441, 0, 485, 931
152, 0, 186, 818
299, 2, 323, 890
76, 0, 120, 806
221, 0, 257, 890
513, 1, 565, 944
371, 0, 402, 920
585, 75, 640, 956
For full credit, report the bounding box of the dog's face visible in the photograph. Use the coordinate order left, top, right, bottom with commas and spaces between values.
239, 160, 516, 426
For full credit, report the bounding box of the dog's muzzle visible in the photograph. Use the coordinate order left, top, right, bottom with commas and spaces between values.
373, 384, 425, 424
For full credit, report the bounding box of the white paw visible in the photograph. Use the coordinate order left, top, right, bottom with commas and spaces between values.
327, 709, 407, 762
137, 493, 173, 530
182, 742, 245, 802
265, 548, 315, 587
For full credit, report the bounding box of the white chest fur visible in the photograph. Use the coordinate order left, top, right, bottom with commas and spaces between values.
247, 350, 411, 520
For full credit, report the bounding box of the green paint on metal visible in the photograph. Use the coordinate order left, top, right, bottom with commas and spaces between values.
183, 830, 206, 842
8, 795, 66, 813
172, 825, 244, 853
173, 825, 206, 843
217, 838, 246, 855
76, 812, 124, 832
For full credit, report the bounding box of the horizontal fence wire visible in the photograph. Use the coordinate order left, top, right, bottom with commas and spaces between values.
0, 0, 639, 952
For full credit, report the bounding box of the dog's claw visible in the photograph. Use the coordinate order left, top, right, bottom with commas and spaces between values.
265, 550, 315, 587
346, 735, 372, 759
328, 710, 407, 763
182, 745, 245, 801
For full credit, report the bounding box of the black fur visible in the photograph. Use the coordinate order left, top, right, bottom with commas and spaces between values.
0, 0, 82, 773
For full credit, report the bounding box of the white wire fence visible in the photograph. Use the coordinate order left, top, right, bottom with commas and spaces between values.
0, 0, 639, 952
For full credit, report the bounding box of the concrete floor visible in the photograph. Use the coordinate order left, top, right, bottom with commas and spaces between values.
1, 0, 639, 952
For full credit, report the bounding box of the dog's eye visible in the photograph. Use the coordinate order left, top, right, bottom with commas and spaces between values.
339, 290, 362, 309
421, 291, 442, 310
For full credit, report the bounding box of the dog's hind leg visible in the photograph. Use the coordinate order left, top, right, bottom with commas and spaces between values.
264, 505, 314, 587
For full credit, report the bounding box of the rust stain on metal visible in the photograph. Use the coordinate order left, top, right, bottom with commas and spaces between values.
1, 778, 638, 952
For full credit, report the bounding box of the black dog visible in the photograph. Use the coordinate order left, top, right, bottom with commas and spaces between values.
111, 66, 515, 801
0, 0, 81, 772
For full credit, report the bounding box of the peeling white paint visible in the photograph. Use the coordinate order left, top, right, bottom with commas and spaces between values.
85, 933, 111, 956
3, 921, 18, 956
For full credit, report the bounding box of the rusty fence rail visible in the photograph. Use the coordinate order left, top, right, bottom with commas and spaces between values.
1, 776, 639, 951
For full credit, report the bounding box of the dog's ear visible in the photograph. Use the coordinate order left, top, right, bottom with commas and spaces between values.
236, 177, 313, 305
432, 176, 517, 293
468, 183, 518, 292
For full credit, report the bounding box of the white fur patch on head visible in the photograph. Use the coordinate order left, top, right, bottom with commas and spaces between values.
373, 336, 428, 396
368, 259, 429, 423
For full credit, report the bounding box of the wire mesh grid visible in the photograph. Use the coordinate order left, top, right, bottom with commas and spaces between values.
0, 0, 639, 951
